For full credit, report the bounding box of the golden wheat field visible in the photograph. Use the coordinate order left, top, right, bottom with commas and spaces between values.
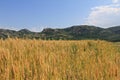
0, 39, 120, 80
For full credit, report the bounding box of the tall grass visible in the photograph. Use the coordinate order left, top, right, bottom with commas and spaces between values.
0, 39, 120, 80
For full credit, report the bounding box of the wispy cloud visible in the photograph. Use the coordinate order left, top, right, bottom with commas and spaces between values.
85, 1, 120, 28
112, 0, 119, 3
0, 25, 19, 31
29, 26, 45, 32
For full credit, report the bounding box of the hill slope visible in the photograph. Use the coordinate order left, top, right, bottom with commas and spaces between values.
41, 25, 120, 41
0, 25, 120, 41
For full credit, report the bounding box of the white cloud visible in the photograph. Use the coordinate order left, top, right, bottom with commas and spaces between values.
0, 25, 19, 31
85, 4, 120, 28
29, 26, 45, 32
112, 0, 119, 3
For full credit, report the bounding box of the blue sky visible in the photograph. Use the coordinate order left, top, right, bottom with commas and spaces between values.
0, 0, 120, 31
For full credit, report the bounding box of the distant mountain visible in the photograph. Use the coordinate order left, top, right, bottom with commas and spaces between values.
107, 26, 120, 34
0, 25, 120, 41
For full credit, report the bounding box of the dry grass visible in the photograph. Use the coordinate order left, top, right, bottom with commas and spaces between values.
0, 39, 120, 80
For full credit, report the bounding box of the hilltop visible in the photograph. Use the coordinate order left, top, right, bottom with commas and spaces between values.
0, 25, 120, 41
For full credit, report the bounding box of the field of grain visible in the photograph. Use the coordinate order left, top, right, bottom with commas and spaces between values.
0, 39, 120, 80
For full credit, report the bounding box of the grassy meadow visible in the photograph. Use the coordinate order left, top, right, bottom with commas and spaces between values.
0, 39, 120, 80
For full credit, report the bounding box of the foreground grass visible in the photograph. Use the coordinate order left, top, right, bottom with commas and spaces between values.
0, 39, 120, 80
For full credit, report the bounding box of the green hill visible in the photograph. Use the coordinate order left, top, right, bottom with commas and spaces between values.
0, 25, 120, 41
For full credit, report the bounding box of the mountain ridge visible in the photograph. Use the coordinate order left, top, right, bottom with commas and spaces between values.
0, 25, 120, 41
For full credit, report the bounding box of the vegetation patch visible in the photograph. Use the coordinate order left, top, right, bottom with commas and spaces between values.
0, 39, 120, 80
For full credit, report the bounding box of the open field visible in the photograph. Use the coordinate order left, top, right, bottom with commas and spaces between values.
114, 42, 120, 47
0, 39, 120, 80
